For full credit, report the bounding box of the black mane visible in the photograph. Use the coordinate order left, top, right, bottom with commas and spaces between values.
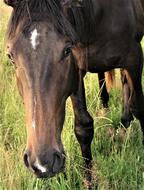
7, 0, 144, 45
7, 0, 103, 44
63, 0, 102, 44
7, 0, 77, 42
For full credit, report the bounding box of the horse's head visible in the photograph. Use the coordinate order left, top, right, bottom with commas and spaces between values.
4, 0, 81, 178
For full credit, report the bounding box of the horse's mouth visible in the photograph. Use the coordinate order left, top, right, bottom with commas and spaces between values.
34, 166, 65, 179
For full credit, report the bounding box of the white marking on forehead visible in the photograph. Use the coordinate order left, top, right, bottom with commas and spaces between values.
34, 159, 47, 173
30, 28, 40, 50
32, 98, 36, 129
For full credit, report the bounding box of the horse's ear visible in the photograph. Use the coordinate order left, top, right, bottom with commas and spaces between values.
3, 0, 18, 7
61, 0, 83, 7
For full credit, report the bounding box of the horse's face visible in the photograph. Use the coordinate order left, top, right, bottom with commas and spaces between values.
6, 21, 78, 178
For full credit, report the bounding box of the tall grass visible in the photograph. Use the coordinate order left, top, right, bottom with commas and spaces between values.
0, 3, 144, 190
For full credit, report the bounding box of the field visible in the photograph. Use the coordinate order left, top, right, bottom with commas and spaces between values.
0, 3, 144, 190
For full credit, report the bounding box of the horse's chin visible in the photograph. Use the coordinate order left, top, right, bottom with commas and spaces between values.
34, 167, 65, 179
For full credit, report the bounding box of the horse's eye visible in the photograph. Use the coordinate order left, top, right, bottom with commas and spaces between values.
63, 46, 72, 58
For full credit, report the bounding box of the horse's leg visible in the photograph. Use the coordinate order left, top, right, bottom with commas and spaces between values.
98, 72, 109, 108
71, 70, 94, 184
120, 69, 133, 128
124, 42, 144, 143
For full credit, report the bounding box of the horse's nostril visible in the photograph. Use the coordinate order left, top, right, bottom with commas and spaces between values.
31, 165, 41, 174
52, 151, 64, 173
24, 152, 30, 168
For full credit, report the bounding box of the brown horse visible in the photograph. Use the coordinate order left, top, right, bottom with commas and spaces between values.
4, 0, 144, 182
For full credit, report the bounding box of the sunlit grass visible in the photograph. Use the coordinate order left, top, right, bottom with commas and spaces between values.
0, 2, 144, 190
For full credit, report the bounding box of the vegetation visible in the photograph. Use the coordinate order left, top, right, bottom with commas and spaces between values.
0, 3, 144, 190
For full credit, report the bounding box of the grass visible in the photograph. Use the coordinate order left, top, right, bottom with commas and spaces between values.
0, 3, 144, 190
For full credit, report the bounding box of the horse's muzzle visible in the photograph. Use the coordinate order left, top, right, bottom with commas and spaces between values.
23, 150, 65, 178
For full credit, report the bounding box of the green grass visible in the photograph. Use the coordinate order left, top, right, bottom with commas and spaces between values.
0, 3, 144, 190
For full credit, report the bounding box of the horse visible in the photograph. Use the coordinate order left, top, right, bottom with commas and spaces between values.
4, 0, 144, 184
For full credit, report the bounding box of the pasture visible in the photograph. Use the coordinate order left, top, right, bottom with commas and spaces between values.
0, 2, 144, 190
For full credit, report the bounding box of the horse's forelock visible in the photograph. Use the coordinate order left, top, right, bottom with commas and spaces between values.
6, 0, 77, 43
